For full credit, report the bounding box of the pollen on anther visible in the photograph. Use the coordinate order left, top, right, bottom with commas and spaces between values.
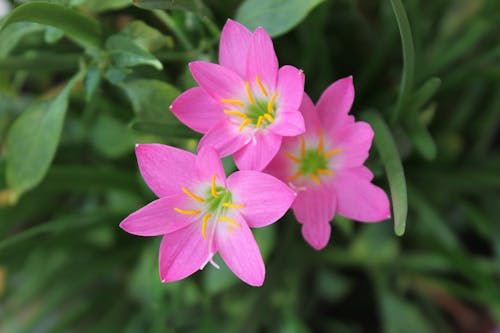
289, 170, 303, 181
316, 169, 333, 176
182, 187, 205, 202
284, 152, 301, 163
267, 93, 277, 113
264, 113, 274, 122
310, 173, 321, 185
222, 202, 245, 209
221, 99, 244, 107
239, 118, 250, 132
218, 216, 241, 227
224, 110, 247, 119
255, 75, 268, 97
211, 174, 219, 198
324, 148, 343, 158
256, 116, 264, 129
201, 213, 211, 240
245, 82, 255, 104
173, 208, 201, 215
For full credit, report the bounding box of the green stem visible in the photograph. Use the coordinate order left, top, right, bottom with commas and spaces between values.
154, 10, 194, 51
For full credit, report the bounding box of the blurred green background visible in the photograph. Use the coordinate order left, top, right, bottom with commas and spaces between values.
0, 0, 499, 332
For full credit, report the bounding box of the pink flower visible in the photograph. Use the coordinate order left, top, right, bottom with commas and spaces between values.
170, 19, 305, 171
264, 77, 391, 250
120, 144, 294, 286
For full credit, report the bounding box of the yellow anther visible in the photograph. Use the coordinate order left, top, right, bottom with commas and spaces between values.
255, 75, 268, 97
316, 169, 333, 176
256, 116, 264, 129
264, 113, 274, 122
218, 216, 241, 227
211, 174, 219, 198
221, 99, 244, 107
284, 152, 301, 163
245, 82, 255, 104
201, 213, 211, 240
318, 131, 324, 155
267, 92, 277, 113
182, 187, 205, 203
324, 149, 343, 158
222, 202, 245, 209
239, 118, 250, 132
300, 136, 306, 157
173, 208, 201, 215
224, 110, 248, 119
310, 174, 321, 185
288, 170, 303, 181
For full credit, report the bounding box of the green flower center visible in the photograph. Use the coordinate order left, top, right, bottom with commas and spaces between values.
299, 149, 328, 175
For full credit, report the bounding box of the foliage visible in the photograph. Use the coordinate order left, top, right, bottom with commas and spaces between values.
0, 0, 499, 332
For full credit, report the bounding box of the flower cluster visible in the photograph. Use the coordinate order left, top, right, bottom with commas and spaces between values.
120, 19, 390, 286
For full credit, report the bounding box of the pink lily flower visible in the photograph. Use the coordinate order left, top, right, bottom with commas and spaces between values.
264, 77, 391, 250
120, 144, 294, 286
170, 19, 305, 171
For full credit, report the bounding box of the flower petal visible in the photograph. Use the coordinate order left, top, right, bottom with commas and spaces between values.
333, 168, 391, 222
246, 27, 278, 89
196, 146, 226, 183
330, 121, 374, 169
299, 93, 322, 134
120, 194, 197, 236
227, 170, 295, 228
136, 144, 197, 197
292, 186, 336, 250
276, 65, 304, 110
219, 19, 252, 78
198, 120, 248, 157
233, 131, 282, 171
216, 213, 265, 286
189, 61, 245, 101
270, 109, 305, 136
316, 76, 355, 134
159, 223, 211, 283
262, 138, 297, 183
170, 87, 224, 133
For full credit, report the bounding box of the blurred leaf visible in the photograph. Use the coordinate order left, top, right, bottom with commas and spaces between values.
6, 68, 85, 200
362, 111, 408, 236
404, 105, 437, 160
84, 64, 101, 101
44, 26, 64, 44
203, 257, 239, 295
85, 0, 132, 12
133, 0, 211, 17
0, 53, 80, 72
253, 224, 276, 260
0, 22, 42, 58
0, 2, 102, 49
121, 20, 174, 52
129, 120, 201, 139
90, 114, 136, 158
106, 34, 163, 70
236, 0, 325, 37
411, 77, 441, 112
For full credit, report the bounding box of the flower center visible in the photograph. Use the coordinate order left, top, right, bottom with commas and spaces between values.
284, 133, 343, 185
221, 75, 278, 132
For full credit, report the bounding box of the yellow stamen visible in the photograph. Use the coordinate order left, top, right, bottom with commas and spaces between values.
173, 208, 201, 215
324, 149, 343, 158
201, 213, 211, 240
245, 82, 255, 104
300, 136, 306, 157
288, 170, 303, 181
267, 92, 277, 113
264, 113, 274, 122
284, 152, 301, 163
182, 187, 204, 203
316, 169, 333, 175
211, 174, 219, 198
218, 216, 241, 227
239, 118, 250, 132
222, 202, 245, 209
221, 99, 244, 107
224, 110, 248, 119
256, 116, 264, 129
310, 174, 321, 184
255, 75, 268, 97
318, 131, 324, 155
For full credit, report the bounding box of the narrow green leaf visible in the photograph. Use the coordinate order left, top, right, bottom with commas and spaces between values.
404, 104, 437, 160
0, 53, 80, 72
236, 0, 325, 37
0, 22, 43, 58
133, 0, 211, 17
362, 111, 408, 236
121, 20, 174, 53
0, 2, 102, 49
84, 64, 101, 101
129, 120, 201, 139
410, 77, 441, 112
390, 0, 415, 122
84, 0, 132, 12
6, 68, 85, 200
106, 34, 163, 70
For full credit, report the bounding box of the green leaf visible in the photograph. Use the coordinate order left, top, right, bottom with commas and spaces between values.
133, 0, 211, 17
404, 105, 437, 160
0, 2, 102, 50
390, 0, 415, 122
84, 0, 132, 12
6, 68, 85, 200
236, 0, 325, 37
44, 26, 65, 44
90, 114, 136, 158
129, 120, 201, 139
0, 53, 80, 72
410, 77, 441, 112
121, 20, 173, 53
362, 111, 408, 236
106, 34, 163, 70
84, 64, 101, 101
0, 22, 43, 59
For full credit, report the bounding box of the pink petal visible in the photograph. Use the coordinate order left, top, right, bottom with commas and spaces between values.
246, 27, 278, 89
356, 165, 375, 181
299, 93, 322, 133
170, 87, 224, 133
276, 65, 305, 110
136, 144, 197, 197
292, 186, 336, 250
270, 109, 305, 137
317, 76, 355, 134
333, 168, 391, 222
159, 223, 211, 283
189, 61, 245, 101
227, 170, 295, 228
120, 194, 197, 236
262, 138, 297, 183
219, 19, 252, 78
233, 131, 282, 171
196, 146, 226, 183
216, 213, 265, 286
198, 120, 248, 157
330, 121, 374, 169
